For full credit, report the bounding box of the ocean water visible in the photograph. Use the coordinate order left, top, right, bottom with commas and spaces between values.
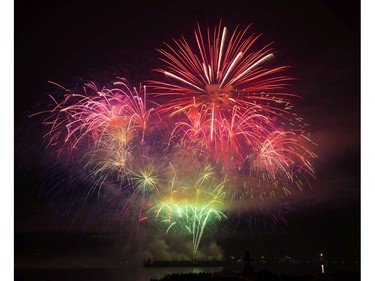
14, 266, 223, 281
14, 263, 359, 281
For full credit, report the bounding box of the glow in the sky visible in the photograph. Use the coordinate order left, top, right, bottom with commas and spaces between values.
33, 23, 317, 255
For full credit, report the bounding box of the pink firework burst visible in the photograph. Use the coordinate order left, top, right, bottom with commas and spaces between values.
251, 131, 317, 187
34, 78, 154, 157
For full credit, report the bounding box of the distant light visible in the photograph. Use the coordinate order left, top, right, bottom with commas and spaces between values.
320, 253, 323, 257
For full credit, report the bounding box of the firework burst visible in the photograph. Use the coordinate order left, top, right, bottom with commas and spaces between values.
150, 22, 316, 189
31, 79, 158, 218
151, 164, 227, 254
30, 22, 318, 255
33, 78, 154, 157
149, 22, 297, 156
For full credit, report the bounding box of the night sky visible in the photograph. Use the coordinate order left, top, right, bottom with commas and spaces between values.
14, 0, 360, 269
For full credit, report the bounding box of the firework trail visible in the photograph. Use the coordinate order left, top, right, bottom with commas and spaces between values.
30, 22, 317, 255
32, 78, 153, 157
250, 131, 316, 184
147, 22, 317, 244
151, 164, 227, 254
31, 79, 160, 222
149, 22, 316, 197
148, 22, 300, 161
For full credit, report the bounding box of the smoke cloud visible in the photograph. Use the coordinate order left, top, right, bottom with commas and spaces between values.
133, 228, 224, 262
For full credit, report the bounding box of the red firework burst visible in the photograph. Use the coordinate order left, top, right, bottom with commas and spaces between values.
149, 22, 299, 161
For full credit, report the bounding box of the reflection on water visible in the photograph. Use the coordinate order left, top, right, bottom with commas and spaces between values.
15, 263, 359, 281
15, 267, 223, 281
138, 267, 223, 281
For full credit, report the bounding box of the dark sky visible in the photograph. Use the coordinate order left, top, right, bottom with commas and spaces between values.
15, 0, 360, 267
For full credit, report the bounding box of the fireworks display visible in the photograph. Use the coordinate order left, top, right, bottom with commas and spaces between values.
33, 23, 317, 254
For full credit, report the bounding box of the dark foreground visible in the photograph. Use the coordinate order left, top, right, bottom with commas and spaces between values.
14, 264, 360, 281
151, 269, 360, 281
